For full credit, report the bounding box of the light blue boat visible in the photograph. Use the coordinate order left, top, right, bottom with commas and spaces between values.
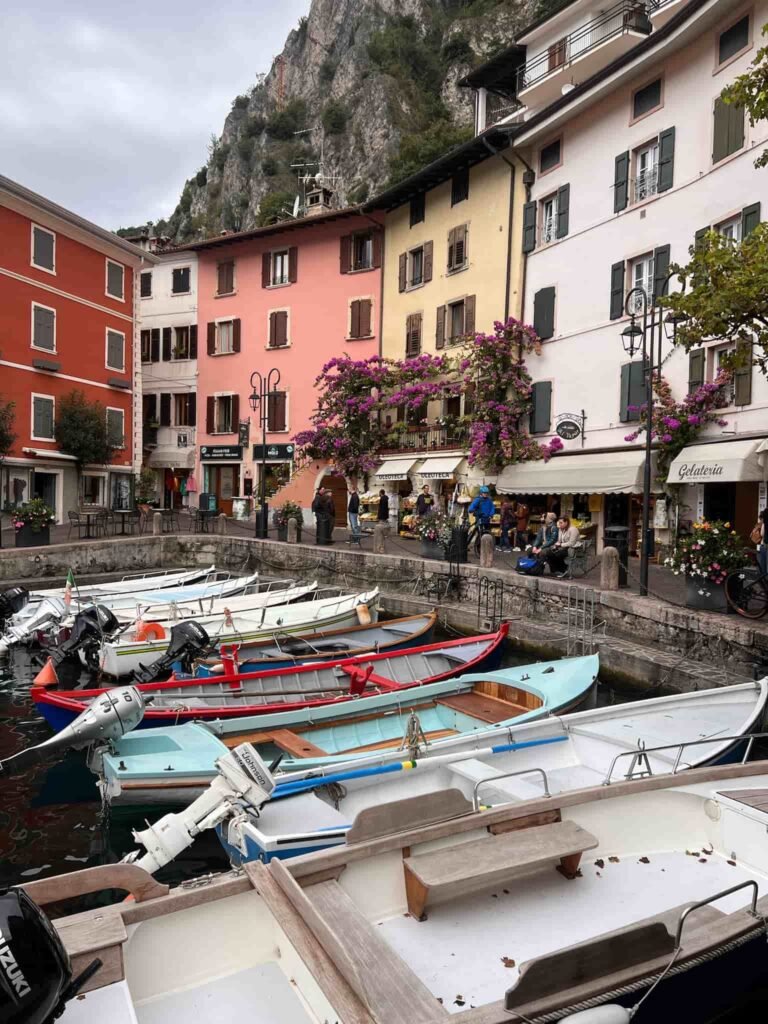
94, 654, 599, 807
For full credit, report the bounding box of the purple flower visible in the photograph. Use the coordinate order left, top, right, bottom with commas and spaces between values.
661, 433, 673, 443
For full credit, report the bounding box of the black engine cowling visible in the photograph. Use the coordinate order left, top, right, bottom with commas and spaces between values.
0, 588, 29, 625
132, 620, 211, 683
49, 604, 121, 671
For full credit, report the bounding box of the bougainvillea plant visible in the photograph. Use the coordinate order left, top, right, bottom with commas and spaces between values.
623, 370, 731, 482
458, 319, 563, 473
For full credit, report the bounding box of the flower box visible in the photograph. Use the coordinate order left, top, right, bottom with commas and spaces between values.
419, 539, 446, 560
15, 524, 50, 548
685, 577, 732, 614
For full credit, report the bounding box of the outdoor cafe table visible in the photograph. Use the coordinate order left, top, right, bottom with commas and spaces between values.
78, 508, 103, 539
112, 509, 135, 536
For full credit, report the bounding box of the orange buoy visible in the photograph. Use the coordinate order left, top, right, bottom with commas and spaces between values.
33, 657, 59, 686
134, 621, 166, 642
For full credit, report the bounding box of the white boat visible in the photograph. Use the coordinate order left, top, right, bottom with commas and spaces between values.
29, 565, 216, 602
105, 577, 315, 622
20, 759, 768, 1024
96, 589, 381, 677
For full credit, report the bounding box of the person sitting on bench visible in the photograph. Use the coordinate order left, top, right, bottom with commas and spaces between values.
546, 516, 581, 576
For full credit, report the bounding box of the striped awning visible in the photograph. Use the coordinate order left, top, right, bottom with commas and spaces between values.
374, 458, 419, 481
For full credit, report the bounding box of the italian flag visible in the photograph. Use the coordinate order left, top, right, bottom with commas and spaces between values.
64, 569, 76, 609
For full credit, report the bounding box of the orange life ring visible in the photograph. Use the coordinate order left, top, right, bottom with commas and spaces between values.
135, 621, 166, 642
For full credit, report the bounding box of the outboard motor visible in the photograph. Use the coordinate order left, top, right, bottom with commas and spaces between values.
0, 887, 101, 1023
49, 604, 121, 672
0, 587, 28, 625
132, 620, 210, 684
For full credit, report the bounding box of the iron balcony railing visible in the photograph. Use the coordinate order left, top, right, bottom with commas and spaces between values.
633, 165, 659, 203
380, 425, 468, 454
484, 92, 524, 130
516, 0, 652, 93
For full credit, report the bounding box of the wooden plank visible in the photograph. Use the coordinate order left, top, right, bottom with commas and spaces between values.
717, 788, 768, 811
297, 865, 347, 888
246, 863, 374, 1024
54, 913, 127, 957
70, 945, 124, 994
346, 788, 473, 845
20, 864, 169, 907
308, 879, 448, 1023
120, 873, 251, 925
343, 728, 457, 754
489, 808, 561, 835
437, 692, 525, 724
221, 728, 328, 756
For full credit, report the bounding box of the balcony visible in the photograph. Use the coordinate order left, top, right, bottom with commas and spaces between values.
516, 0, 653, 108
632, 165, 659, 204
646, 0, 686, 30
484, 92, 524, 130
380, 425, 468, 455
143, 424, 158, 448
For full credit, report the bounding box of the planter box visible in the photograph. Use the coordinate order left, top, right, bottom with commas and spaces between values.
685, 577, 731, 614
15, 524, 50, 548
419, 539, 446, 561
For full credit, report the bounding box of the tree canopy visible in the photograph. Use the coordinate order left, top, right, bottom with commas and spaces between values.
55, 390, 118, 470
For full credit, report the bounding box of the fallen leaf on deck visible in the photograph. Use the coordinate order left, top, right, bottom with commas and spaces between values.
608, 856, 620, 863
454, 996, 466, 1006
503, 889, 510, 894
686, 850, 700, 857
728, 860, 737, 866
639, 857, 650, 864
501, 957, 516, 968
595, 858, 605, 869
699, 858, 707, 863
596, 871, 602, 877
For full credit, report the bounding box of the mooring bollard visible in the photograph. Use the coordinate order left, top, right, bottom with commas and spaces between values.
479, 532, 495, 569
287, 517, 298, 543
218, 513, 227, 536
601, 545, 620, 590
373, 523, 386, 555
152, 512, 162, 536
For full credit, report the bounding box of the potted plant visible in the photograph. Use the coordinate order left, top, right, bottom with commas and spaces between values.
414, 510, 454, 560
272, 500, 303, 542
13, 498, 55, 548
664, 519, 746, 613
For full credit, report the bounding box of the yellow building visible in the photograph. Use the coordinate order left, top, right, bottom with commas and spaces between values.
365, 127, 528, 528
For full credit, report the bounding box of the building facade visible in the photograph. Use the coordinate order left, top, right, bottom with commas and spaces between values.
189, 208, 383, 521
0, 175, 151, 522
469, 0, 768, 550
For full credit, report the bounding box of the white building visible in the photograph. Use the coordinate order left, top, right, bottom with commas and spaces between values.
134, 239, 198, 507
470, 0, 768, 551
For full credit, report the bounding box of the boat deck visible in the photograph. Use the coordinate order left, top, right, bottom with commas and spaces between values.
718, 788, 768, 812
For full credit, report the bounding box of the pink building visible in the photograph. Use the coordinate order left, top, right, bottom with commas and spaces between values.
188, 208, 382, 521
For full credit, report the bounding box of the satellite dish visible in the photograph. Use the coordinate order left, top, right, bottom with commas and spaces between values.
292, 195, 300, 217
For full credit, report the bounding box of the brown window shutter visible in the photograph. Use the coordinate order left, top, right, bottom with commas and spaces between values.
268, 391, 287, 431
189, 325, 198, 359
422, 240, 434, 283
162, 327, 172, 360
359, 299, 372, 338
262, 253, 271, 288
231, 393, 240, 429
350, 300, 361, 339
398, 252, 407, 292
288, 246, 298, 283
233, 318, 241, 353
206, 396, 215, 432
150, 328, 160, 362
159, 393, 171, 427
435, 305, 446, 349
340, 235, 351, 274
464, 295, 476, 335
372, 230, 382, 268
206, 322, 216, 355
447, 228, 456, 270
406, 313, 422, 357
455, 224, 467, 267
269, 312, 276, 346
276, 310, 288, 346
188, 394, 196, 427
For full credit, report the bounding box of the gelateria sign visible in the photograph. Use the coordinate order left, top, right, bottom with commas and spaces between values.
672, 462, 726, 482
667, 440, 764, 484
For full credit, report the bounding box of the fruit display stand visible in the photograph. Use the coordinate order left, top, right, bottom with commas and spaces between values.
399, 495, 418, 538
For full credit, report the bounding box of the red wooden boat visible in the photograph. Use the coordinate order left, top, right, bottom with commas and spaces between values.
33, 625, 509, 730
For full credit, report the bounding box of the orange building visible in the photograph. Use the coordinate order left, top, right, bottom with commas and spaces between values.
0, 175, 154, 520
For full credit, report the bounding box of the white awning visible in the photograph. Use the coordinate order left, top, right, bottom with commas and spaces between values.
22, 447, 77, 461
148, 447, 196, 469
417, 456, 464, 480
667, 439, 765, 484
374, 457, 419, 481
496, 450, 657, 495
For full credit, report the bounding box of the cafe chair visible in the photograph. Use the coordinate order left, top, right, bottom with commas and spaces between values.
67, 510, 86, 540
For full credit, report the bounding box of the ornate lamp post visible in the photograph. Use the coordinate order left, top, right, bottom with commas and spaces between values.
249, 368, 281, 540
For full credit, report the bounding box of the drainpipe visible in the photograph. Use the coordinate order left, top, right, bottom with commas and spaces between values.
514, 151, 537, 329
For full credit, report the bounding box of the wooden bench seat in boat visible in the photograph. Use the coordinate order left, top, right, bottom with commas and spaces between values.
403, 820, 598, 921
436, 692, 525, 724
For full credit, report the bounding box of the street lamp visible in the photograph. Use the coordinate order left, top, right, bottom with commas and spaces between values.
619, 274, 687, 597
249, 368, 281, 539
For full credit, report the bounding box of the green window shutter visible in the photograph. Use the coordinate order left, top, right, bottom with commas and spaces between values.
33, 399, 43, 438
713, 98, 729, 164
610, 261, 625, 320
728, 103, 745, 157
652, 244, 671, 303
160, 393, 171, 427
533, 287, 556, 340
734, 342, 753, 406
531, 381, 552, 434
614, 152, 629, 213
688, 349, 705, 393
162, 327, 172, 361
658, 127, 675, 192
694, 226, 709, 250
556, 183, 570, 238
620, 361, 646, 422
522, 201, 537, 253
742, 202, 761, 237
435, 305, 446, 349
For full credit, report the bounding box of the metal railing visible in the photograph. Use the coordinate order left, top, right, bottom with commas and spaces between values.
380, 425, 468, 454
601, 729, 768, 785
516, 0, 652, 93
675, 881, 759, 946
541, 216, 557, 245
484, 93, 523, 129
473, 767, 551, 809
633, 165, 659, 203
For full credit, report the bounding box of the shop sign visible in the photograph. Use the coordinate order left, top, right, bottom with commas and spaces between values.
238, 421, 251, 447
199, 444, 242, 462
252, 443, 295, 461
674, 462, 725, 482
555, 413, 583, 440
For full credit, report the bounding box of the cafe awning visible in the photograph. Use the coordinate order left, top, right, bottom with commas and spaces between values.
667, 439, 765, 484
374, 457, 419, 482
417, 455, 465, 480
496, 449, 656, 495
148, 447, 196, 470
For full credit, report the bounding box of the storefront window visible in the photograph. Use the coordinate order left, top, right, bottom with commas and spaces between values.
2, 468, 31, 509
82, 474, 106, 506
110, 474, 131, 509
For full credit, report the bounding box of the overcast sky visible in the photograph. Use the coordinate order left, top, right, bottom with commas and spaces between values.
0, 1, 308, 230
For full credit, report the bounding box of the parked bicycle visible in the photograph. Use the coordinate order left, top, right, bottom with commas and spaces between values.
724, 557, 768, 618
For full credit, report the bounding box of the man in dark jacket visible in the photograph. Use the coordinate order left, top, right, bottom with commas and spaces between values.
377, 489, 390, 525
415, 485, 434, 517
312, 487, 335, 545
348, 489, 360, 536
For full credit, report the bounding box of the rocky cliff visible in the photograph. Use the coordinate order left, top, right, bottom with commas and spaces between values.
158, 0, 533, 242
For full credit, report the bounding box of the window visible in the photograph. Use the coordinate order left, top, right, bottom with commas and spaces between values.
268, 310, 289, 348
448, 300, 466, 344
349, 299, 373, 339
634, 140, 659, 202
405, 313, 422, 357
106, 329, 125, 371
267, 391, 287, 432
436, 296, 475, 349
352, 232, 373, 271
31, 395, 55, 440
410, 193, 425, 227
398, 242, 433, 292
540, 194, 558, 245
410, 247, 424, 287
632, 78, 662, 121
548, 36, 567, 71
172, 267, 191, 294
214, 395, 235, 433
31, 225, 55, 272
217, 261, 235, 295
717, 214, 742, 244
172, 326, 191, 360
340, 232, 380, 273
271, 250, 290, 286
713, 97, 745, 163
32, 304, 56, 352
141, 329, 152, 363
451, 167, 469, 206
447, 224, 468, 272
106, 407, 125, 448
82, 475, 105, 506
174, 393, 196, 427
718, 15, 750, 67
106, 260, 125, 300
217, 320, 234, 354
539, 139, 561, 174
140, 271, 152, 298
629, 252, 654, 312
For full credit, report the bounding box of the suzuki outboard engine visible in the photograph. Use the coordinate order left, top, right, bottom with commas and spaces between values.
49, 604, 121, 672
0, 587, 28, 625
132, 620, 210, 684
0, 887, 101, 1023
